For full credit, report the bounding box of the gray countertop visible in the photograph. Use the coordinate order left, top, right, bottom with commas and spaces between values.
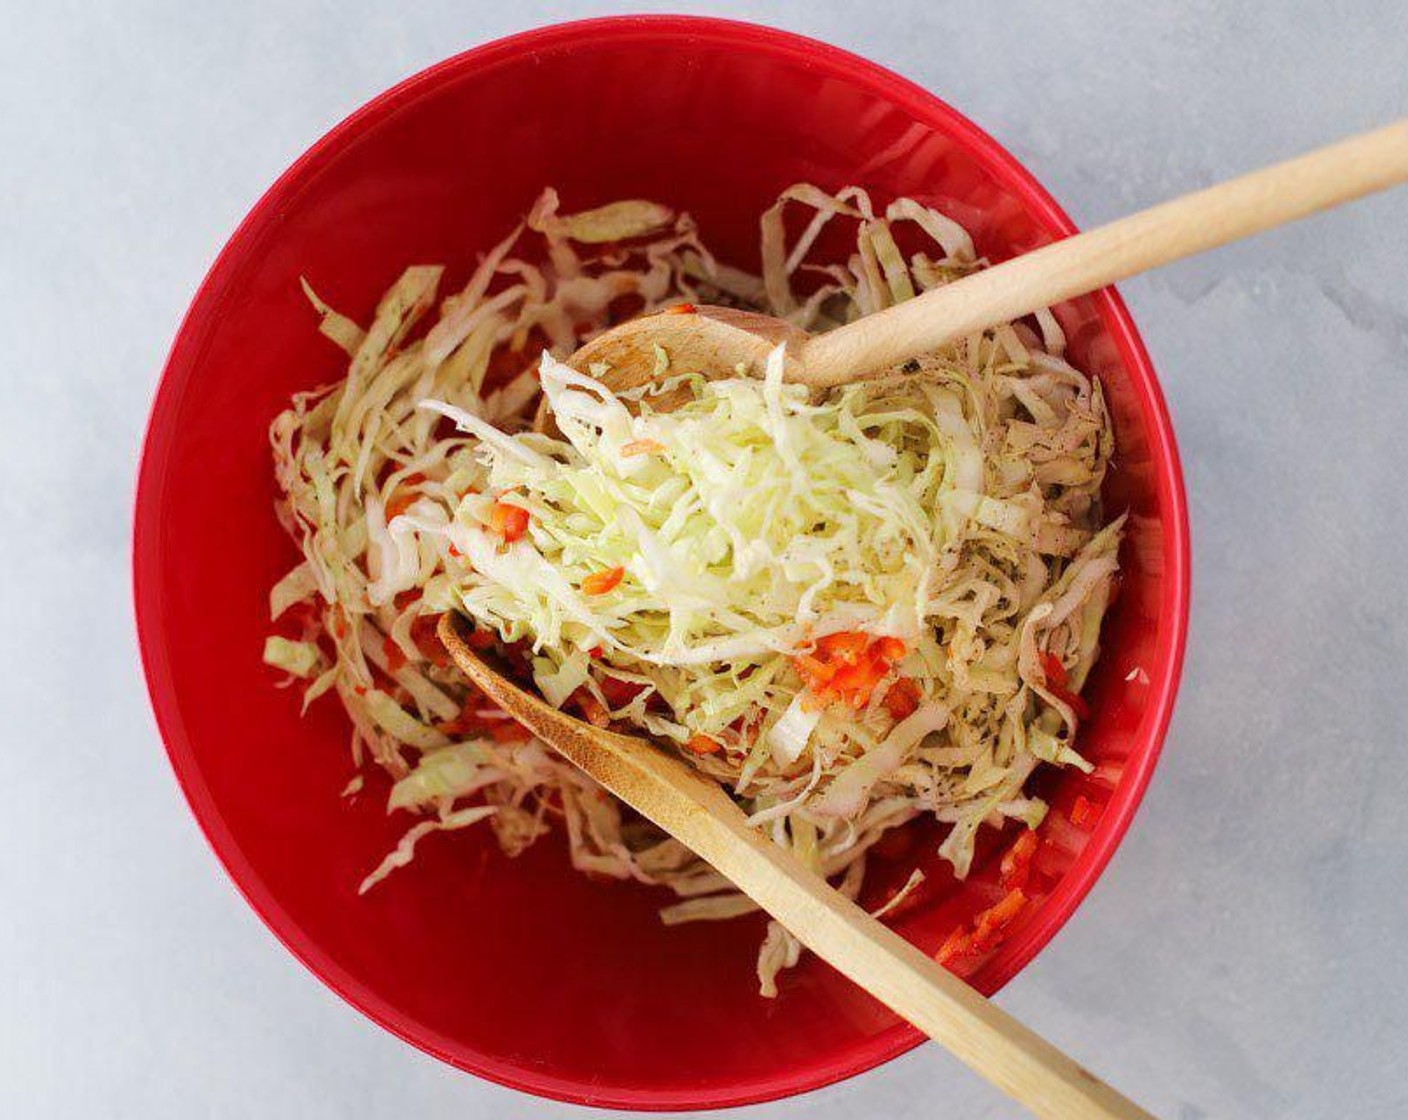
4, 2, 1407, 1117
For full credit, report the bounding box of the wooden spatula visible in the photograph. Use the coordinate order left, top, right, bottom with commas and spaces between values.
438, 614, 1155, 1120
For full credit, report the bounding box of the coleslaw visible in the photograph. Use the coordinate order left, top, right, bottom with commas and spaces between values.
265, 185, 1121, 994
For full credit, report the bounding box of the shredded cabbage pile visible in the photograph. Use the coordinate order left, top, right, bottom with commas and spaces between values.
266, 186, 1121, 995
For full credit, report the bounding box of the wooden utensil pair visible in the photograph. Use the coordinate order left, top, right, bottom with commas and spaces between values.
449, 119, 1408, 1118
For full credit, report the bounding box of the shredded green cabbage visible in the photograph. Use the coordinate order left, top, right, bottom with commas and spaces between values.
266, 185, 1121, 996
262, 635, 321, 679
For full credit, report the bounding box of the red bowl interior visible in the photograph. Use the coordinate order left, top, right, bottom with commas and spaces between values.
134, 16, 1188, 1111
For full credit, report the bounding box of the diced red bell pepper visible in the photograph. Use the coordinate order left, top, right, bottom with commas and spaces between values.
972, 890, 1028, 952
581, 566, 625, 596
1070, 794, 1100, 828
938, 889, 1030, 965
684, 733, 723, 755
1039, 651, 1068, 689
792, 632, 909, 710
999, 829, 1040, 892
825, 657, 882, 705
792, 652, 835, 688
816, 631, 869, 663
937, 927, 976, 966
384, 472, 427, 520
491, 500, 530, 543
875, 636, 907, 662
883, 678, 922, 721
1039, 650, 1089, 719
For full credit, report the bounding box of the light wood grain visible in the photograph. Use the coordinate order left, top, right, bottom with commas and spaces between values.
802, 118, 1408, 386
535, 118, 1408, 412
532, 306, 806, 433
439, 615, 1156, 1120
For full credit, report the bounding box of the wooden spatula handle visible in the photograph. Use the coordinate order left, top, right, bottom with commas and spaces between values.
802, 118, 1408, 388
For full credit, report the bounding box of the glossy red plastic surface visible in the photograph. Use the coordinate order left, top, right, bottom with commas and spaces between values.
134, 16, 1188, 1111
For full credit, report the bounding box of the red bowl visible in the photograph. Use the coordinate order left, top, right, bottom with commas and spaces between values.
134, 15, 1188, 1111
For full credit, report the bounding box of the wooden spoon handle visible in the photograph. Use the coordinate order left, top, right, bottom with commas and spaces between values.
439, 618, 1156, 1120
642, 752, 1154, 1119
627, 754, 1152, 1119
802, 118, 1408, 388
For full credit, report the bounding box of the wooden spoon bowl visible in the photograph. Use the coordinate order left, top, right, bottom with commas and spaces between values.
532, 305, 808, 432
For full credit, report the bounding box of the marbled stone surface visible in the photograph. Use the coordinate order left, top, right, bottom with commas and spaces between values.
3, 3, 1405, 1117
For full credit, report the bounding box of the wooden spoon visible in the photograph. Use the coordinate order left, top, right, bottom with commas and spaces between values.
535, 118, 1408, 431
438, 614, 1154, 1120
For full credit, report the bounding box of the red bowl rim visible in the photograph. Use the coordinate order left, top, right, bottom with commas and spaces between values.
133, 14, 1190, 1112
